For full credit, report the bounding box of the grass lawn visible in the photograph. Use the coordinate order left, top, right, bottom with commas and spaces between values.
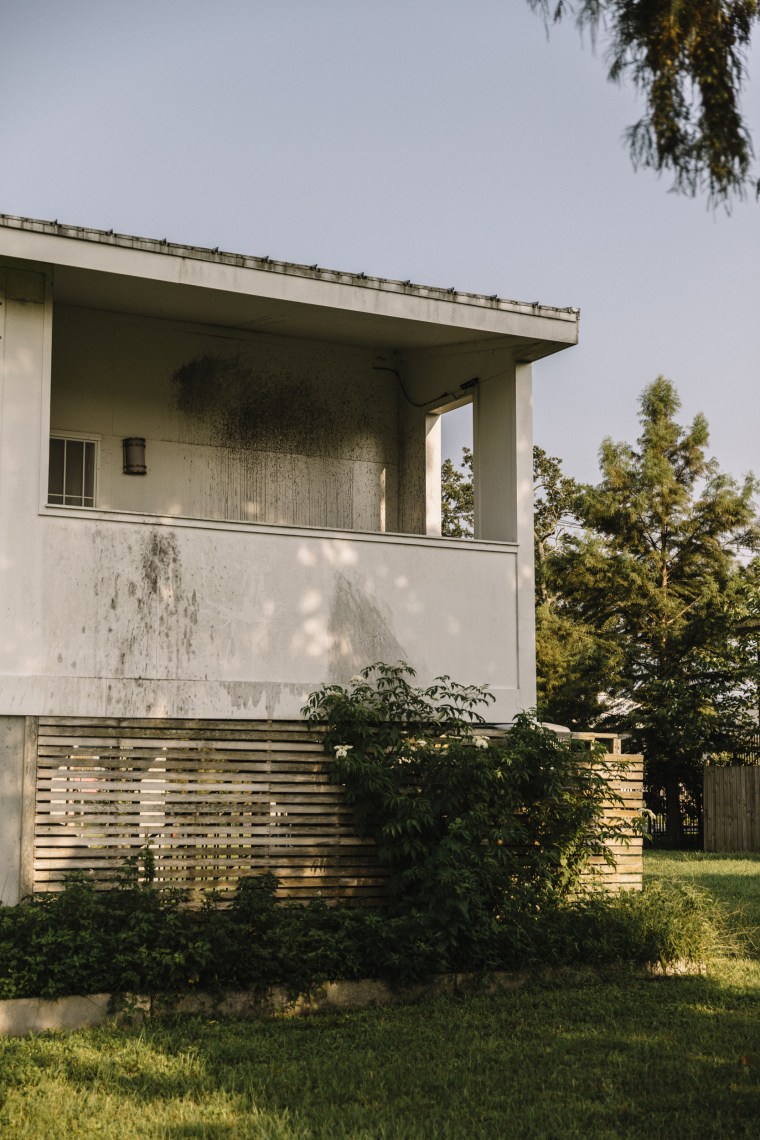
1, 854, 759, 1139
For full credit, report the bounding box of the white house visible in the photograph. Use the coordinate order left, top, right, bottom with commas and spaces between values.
0, 214, 580, 903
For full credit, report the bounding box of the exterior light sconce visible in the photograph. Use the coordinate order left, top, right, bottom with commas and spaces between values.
123, 437, 147, 475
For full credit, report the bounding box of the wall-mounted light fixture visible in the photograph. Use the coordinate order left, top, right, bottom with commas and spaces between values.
123, 437, 147, 475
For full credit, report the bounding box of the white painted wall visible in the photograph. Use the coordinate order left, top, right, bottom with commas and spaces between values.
0, 512, 521, 721
0, 267, 534, 724
51, 306, 403, 533
0, 228, 582, 906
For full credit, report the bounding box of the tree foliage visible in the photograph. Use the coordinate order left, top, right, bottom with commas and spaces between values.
533, 447, 618, 728
441, 446, 474, 537
440, 384, 759, 837
551, 377, 759, 833
534, 445, 584, 606
529, 1, 760, 202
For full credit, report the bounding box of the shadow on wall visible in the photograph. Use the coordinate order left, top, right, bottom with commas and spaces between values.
327, 572, 409, 682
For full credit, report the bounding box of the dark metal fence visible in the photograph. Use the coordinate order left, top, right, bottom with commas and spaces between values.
644, 734, 760, 849
728, 733, 760, 765
645, 809, 702, 850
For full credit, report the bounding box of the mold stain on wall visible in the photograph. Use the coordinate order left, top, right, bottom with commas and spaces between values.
96, 527, 199, 681
171, 351, 398, 532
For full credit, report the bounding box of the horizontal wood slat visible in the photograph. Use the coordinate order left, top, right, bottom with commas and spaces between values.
32, 719, 643, 902
34, 717, 388, 904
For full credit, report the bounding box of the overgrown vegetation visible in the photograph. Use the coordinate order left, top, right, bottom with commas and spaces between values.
0, 865, 729, 1001
0, 665, 731, 1001
303, 663, 628, 942
1, 855, 758, 1140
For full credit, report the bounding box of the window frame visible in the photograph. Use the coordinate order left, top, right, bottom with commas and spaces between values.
47, 432, 100, 509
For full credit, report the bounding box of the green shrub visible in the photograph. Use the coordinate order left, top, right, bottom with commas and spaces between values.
0, 854, 206, 1000
497, 881, 734, 971
303, 662, 628, 966
0, 666, 724, 1001
0, 872, 732, 1000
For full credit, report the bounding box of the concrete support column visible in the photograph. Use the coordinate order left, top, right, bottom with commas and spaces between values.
473, 362, 536, 707
0, 716, 35, 905
473, 363, 518, 542
514, 362, 537, 707
398, 405, 427, 535
0, 268, 52, 714
425, 414, 442, 536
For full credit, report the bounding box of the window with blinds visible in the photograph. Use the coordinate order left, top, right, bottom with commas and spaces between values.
48, 437, 97, 507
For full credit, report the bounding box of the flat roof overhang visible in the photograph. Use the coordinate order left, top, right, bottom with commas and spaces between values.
0, 215, 579, 358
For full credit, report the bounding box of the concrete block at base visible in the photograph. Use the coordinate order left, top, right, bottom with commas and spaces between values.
0, 963, 704, 1036
0, 994, 113, 1037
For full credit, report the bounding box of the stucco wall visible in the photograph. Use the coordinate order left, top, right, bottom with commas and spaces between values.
0, 513, 521, 720
51, 306, 403, 532
0, 264, 536, 724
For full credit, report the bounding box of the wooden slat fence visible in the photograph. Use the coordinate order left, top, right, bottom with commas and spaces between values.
704, 765, 760, 852
585, 757, 644, 890
33, 717, 386, 905
29, 718, 643, 902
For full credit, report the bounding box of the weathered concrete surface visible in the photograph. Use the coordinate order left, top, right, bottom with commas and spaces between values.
0, 717, 25, 904
1, 980, 525, 1036
0, 223, 562, 730
52, 307, 402, 533
0, 516, 521, 719
0, 964, 702, 1036
0, 993, 114, 1037
0, 215, 580, 356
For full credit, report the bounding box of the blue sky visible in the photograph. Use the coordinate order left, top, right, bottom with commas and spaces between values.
2, 0, 758, 484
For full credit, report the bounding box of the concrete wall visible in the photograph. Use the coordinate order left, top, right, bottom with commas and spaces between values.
0, 512, 521, 720
51, 306, 403, 533
0, 269, 533, 723
0, 718, 26, 904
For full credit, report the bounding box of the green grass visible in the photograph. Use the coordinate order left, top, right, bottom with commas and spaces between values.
648, 851, 760, 956
1, 854, 759, 1139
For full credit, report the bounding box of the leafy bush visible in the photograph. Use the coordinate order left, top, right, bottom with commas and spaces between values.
0, 853, 205, 1000
502, 880, 735, 971
0, 873, 730, 1000
303, 662, 629, 963
0, 665, 718, 1001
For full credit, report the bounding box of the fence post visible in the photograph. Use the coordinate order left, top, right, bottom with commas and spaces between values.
0, 716, 35, 904
19, 717, 38, 899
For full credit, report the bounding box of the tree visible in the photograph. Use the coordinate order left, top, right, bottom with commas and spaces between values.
529, 1, 760, 203
533, 445, 583, 606
441, 447, 474, 538
441, 391, 759, 838
533, 447, 618, 728
552, 377, 759, 839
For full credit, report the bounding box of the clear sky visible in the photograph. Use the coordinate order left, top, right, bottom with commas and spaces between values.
2, 0, 758, 484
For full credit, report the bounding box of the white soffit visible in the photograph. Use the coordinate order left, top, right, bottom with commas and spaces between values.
0, 214, 579, 356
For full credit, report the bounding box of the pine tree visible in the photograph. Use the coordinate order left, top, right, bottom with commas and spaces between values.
534, 448, 618, 728
554, 377, 759, 839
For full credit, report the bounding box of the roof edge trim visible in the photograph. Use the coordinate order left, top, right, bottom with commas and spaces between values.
0, 213, 580, 324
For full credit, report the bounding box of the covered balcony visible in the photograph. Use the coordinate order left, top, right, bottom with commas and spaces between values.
0, 217, 579, 722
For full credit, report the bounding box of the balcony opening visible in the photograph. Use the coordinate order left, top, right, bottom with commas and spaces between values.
48, 306, 402, 534
440, 402, 473, 539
